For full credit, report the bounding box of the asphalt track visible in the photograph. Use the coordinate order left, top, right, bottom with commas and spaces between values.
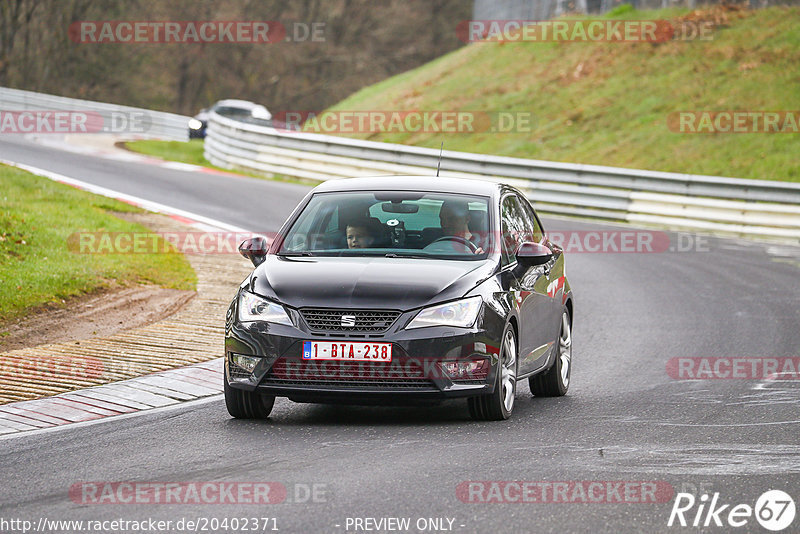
1, 134, 800, 533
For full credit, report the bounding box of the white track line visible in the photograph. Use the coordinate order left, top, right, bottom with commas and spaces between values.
0, 158, 249, 233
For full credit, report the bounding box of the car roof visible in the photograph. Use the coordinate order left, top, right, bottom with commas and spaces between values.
311, 176, 504, 197
213, 99, 261, 109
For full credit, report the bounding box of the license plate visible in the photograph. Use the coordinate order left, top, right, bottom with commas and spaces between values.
302, 341, 392, 362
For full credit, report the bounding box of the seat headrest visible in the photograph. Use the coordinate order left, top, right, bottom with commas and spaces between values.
468, 210, 488, 233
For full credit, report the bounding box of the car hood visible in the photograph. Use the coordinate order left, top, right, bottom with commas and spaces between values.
250, 255, 496, 310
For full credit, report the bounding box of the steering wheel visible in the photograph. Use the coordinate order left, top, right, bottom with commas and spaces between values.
427, 235, 479, 253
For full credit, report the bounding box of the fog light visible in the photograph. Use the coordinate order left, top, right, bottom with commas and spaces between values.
231, 354, 260, 373
440, 359, 489, 380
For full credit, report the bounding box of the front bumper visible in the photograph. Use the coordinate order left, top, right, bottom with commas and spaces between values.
224, 304, 505, 403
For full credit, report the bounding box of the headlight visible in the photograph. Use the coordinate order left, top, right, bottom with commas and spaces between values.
238, 291, 293, 326
406, 296, 482, 330
188, 118, 203, 130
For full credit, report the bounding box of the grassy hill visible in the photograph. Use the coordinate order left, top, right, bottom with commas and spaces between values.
324, 5, 800, 182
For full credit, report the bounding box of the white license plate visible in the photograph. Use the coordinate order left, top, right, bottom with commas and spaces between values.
302, 341, 392, 362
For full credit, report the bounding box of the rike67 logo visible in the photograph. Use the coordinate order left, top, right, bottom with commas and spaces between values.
668, 490, 796, 531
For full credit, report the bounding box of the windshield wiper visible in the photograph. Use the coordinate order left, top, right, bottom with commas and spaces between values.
278, 251, 314, 257
385, 252, 431, 259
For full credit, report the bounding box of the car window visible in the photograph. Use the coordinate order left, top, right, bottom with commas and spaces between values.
282, 196, 338, 251
500, 194, 534, 263
518, 196, 545, 243
214, 106, 252, 118
280, 191, 491, 260
500, 219, 514, 266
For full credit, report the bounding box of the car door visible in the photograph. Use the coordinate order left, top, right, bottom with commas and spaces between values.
500, 193, 555, 376
519, 195, 564, 359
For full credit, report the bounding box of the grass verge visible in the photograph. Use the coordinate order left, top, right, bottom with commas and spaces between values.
322, 6, 800, 182
124, 139, 319, 186
0, 164, 196, 323
125, 139, 209, 166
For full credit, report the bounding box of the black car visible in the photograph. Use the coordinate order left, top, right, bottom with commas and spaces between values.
225, 176, 573, 421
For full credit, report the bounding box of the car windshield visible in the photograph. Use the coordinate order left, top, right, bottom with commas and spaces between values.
279, 191, 492, 260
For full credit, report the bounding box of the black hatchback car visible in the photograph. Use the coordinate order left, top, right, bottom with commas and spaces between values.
225, 176, 573, 421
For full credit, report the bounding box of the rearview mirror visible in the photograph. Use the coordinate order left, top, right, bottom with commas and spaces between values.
516, 242, 552, 266
238, 237, 269, 267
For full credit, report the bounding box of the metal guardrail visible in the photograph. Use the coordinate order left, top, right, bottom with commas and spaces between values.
0, 87, 189, 142
4, 88, 795, 239
204, 111, 800, 240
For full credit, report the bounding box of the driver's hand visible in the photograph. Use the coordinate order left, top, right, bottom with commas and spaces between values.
474, 247, 484, 254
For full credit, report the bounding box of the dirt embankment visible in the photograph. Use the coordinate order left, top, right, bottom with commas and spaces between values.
0, 285, 195, 352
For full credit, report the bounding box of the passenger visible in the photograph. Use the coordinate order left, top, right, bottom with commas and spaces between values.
346, 218, 379, 249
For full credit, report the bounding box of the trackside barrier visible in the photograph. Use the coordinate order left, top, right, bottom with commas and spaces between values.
0, 87, 189, 141
204, 112, 800, 240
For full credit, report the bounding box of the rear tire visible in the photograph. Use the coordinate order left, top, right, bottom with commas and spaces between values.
530, 310, 571, 397
468, 325, 517, 421
224, 380, 275, 419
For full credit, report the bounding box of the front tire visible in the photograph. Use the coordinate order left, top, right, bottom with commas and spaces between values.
530, 310, 572, 397
468, 325, 517, 421
224, 380, 275, 419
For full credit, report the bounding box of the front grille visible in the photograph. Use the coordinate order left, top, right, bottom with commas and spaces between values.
300, 308, 401, 333
262, 358, 436, 389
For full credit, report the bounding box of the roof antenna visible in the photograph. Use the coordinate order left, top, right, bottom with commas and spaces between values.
436, 142, 443, 177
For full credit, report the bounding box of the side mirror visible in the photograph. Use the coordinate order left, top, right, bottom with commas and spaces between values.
238, 237, 268, 267
516, 242, 552, 266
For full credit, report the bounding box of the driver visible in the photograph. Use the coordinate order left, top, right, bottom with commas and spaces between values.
439, 200, 484, 254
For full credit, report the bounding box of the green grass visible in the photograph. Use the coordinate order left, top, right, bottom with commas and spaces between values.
0, 164, 196, 322
124, 139, 318, 186
322, 6, 800, 181
126, 139, 209, 166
